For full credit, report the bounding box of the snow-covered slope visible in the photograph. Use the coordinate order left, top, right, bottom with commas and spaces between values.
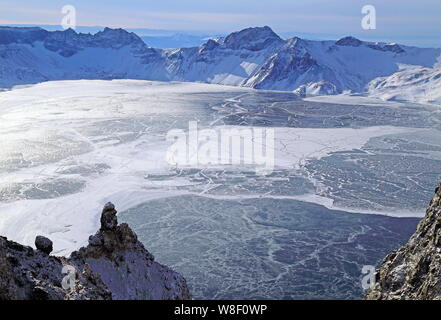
0, 26, 167, 87
367, 65, 441, 104
162, 30, 440, 93
0, 25, 440, 95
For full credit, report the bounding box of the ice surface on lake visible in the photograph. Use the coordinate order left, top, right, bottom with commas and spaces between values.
0, 80, 439, 298
122, 196, 418, 299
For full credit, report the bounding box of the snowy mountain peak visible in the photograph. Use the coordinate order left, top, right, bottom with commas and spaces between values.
0, 26, 146, 55
62, 27, 76, 35
41, 27, 147, 56
95, 27, 143, 44
335, 36, 363, 47
222, 26, 283, 51
197, 38, 220, 54
0, 26, 49, 45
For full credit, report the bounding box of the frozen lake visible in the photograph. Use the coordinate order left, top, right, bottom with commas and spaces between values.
0, 80, 440, 298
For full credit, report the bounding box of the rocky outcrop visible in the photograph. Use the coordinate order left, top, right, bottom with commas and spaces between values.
0, 203, 191, 300
335, 36, 363, 47
293, 81, 339, 97
365, 183, 441, 299
0, 236, 111, 300
35, 236, 53, 255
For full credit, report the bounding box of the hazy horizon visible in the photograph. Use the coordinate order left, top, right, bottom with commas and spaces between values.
1, 22, 440, 49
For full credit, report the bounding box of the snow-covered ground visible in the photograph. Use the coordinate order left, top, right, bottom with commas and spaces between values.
306, 66, 441, 107
367, 65, 441, 105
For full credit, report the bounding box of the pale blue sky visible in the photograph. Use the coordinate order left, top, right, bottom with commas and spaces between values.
1, 0, 440, 47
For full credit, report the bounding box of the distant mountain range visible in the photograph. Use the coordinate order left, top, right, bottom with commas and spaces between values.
0, 24, 220, 49
140, 33, 215, 49
0, 25, 440, 103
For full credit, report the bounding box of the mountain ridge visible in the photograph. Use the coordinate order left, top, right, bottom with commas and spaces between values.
0, 25, 440, 99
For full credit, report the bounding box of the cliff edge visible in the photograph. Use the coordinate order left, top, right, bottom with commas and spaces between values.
365, 183, 441, 299
0, 203, 191, 300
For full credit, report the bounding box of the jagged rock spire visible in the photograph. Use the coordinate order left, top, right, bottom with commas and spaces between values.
100, 202, 118, 231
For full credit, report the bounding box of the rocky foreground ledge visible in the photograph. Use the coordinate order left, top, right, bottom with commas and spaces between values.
365, 183, 441, 299
0, 203, 191, 300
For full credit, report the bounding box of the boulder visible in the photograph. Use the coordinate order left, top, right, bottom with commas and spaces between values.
35, 236, 53, 255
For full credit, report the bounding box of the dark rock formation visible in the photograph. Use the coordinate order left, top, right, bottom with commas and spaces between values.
100, 202, 118, 231
35, 236, 53, 255
384, 43, 405, 54
0, 236, 110, 300
0, 203, 191, 300
335, 36, 363, 47
368, 43, 405, 54
365, 183, 441, 299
